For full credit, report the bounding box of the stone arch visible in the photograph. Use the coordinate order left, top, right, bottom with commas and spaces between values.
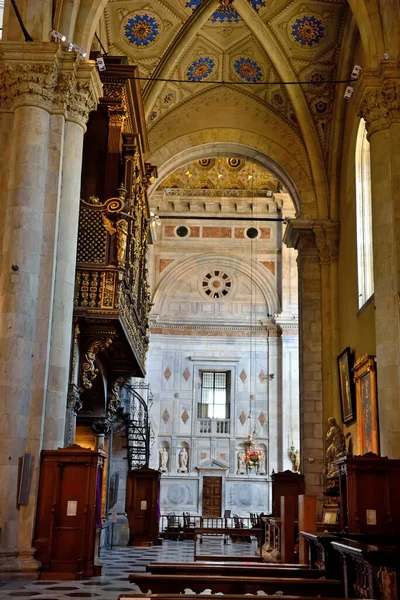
149, 140, 302, 216
152, 253, 280, 319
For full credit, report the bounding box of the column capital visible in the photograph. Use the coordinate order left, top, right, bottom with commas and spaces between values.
0, 42, 61, 112
355, 60, 400, 137
283, 219, 339, 264
0, 43, 102, 126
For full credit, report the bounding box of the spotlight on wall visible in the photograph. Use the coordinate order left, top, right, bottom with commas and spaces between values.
351, 65, 362, 80
343, 85, 354, 100
50, 30, 66, 42
68, 43, 87, 58
384, 52, 393, 60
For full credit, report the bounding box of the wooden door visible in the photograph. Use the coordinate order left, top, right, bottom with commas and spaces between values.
202, 476, 222, 517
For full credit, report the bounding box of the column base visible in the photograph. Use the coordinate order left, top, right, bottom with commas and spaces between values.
0, 549, 41, 578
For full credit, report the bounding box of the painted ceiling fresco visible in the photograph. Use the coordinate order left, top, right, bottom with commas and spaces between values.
104, 0, 348, 156
158, 157, 281, 191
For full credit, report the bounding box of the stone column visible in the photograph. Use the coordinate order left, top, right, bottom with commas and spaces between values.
356, 63, 400, 457
0, 43, 60, 574
284, 221, 325, 501
43, 59, 102, 449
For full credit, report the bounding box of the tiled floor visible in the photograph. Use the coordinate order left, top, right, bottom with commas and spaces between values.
0, 538, 259, 600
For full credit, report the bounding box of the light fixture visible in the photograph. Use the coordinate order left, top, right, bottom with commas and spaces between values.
50, 30, 66, 42
68, 42, 87, 58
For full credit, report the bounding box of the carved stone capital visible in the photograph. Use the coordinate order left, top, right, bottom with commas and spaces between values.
284, 219, 339, 264
92, 418, 112, 437
66, 61, 102, 128
0, 42, 61, 111
355, 61, 400, 137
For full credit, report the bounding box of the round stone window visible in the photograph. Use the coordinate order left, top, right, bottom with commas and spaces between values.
175, 225, 189, 238
202, 270, 232, 299
246, 227, 259, 239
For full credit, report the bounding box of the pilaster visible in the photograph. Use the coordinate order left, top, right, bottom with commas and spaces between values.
284, 219, 339, 501
354, 62, 400, 457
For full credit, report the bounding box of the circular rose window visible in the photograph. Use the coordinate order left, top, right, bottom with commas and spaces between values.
202, 270, 232, 299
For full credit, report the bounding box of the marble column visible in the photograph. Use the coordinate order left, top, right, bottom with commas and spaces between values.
0, 43, 60, 574
356, 64, 400, 457
43, 60, 102, 449
284, 221, 325, 501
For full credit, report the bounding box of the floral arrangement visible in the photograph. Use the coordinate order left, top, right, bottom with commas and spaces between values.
244, 448, 263, 469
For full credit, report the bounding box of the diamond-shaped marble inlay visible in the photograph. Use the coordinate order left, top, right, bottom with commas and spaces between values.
162, 409, 170, 423
164, 366, 172, 381
239, 410, 247, 425
259, 370, 266, 382
258, 412, 266, 426
181, 409, 189, 424
239, 369, 247, 383
183, 367, 191, 381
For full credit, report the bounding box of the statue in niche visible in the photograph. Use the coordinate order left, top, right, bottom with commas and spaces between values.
159, 448, 169, 473
237, 450, 246, 475
325, 417, 347, 477
178, 447, 188, 473
258, 451, 266, 475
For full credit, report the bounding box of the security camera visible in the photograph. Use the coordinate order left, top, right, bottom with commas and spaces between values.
96, 57, 106, 72
351, 65, 362, 80
344, 86, 354, 100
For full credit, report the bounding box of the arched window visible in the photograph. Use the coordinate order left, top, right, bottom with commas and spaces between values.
355, 119, 374, 308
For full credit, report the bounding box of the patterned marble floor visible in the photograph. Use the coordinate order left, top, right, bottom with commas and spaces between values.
0, 539, 259, 600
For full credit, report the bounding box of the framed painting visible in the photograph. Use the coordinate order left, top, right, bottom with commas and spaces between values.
354, 354, 379, 455
337, 347, 356, 423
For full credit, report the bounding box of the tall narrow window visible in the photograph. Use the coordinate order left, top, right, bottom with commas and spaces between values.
355, 119, 374, 308
198, 371, 230, 419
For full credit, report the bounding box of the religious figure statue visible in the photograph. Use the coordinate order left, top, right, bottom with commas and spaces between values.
258, 451, 266, 475
178, 447, 188, 473
159, 448, 169, 472
116, 218, 128, 264
237, 450, 246, 475
325, 417, 347, 477
289, 444, 300, 473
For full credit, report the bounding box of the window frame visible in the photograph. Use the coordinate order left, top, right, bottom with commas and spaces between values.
198, 370, 231, 420
355, 119, 374, 309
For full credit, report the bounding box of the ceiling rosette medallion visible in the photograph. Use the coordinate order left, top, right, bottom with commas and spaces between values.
187, 57, 215, 82
123, 13, 160, 47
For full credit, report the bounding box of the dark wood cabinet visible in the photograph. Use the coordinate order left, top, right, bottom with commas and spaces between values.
34, 445, 106, 578
126, 467, 161, 546
337, 453, 400, 535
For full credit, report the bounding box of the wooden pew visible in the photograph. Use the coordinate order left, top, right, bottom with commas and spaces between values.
194, 554, 263, 562
121, 596, 353, 600
128, 573, 342, 596
145, 561, 327, 578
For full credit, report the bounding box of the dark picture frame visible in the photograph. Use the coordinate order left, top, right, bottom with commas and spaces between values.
337, 347, 356, 423
354, 354, 380, 455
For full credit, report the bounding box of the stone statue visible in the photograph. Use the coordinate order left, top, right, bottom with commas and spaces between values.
289, 444, 300, 473
159, 448, 169, 472
258, 451, 266, 475
178, 447, 188, 473
237, 450, 246, 475
325, 417, 347, 477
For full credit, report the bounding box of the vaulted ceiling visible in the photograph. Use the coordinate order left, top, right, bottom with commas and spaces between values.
104, 0, 348, 152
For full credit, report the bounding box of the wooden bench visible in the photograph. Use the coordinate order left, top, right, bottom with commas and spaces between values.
145, 560, 327, 578
194, 527, 262, 547
194, 554, 263, 562
121, 596, 350, 600
128, 573, 342, 596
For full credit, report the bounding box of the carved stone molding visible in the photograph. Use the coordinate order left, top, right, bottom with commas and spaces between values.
66, 62, 102, 128
355, 61, 400, 138
92, 418, 112, 437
